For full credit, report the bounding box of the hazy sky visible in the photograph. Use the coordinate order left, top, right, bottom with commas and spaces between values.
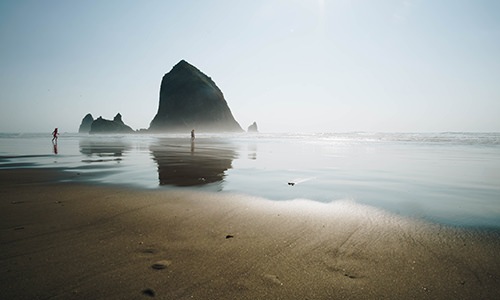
1, 0, 499, 133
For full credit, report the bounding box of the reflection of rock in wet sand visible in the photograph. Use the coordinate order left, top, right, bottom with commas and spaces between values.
150, 138, 237, 186
247, 143, 257, 160
79, 139, 130, 157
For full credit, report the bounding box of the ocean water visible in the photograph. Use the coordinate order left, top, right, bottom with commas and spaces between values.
1, 132, 499, 228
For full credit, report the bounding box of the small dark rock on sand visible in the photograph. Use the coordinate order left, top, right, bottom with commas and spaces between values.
142, 288, 155, 297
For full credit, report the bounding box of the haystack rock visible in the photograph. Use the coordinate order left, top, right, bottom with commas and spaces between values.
90, 113, 134, 134
78, 113, 94, 133
149, 60, 243, 132
247, 122, 258, 133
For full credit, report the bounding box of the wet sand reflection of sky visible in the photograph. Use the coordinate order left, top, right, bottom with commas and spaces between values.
2, 133, 499, 227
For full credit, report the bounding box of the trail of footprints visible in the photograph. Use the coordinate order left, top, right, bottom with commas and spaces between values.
136, 243, 363, 298
138, 246, 171, 298
136, 241, 285, 298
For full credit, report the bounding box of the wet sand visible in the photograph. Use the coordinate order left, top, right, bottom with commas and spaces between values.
1, 169, 499, 299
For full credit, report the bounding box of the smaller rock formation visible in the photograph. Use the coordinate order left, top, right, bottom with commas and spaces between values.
247, 122, 258, 133
90, 113, 134, 134
78, 113, 94, 133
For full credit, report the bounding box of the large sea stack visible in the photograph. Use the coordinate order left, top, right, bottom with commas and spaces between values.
149, 60, 243, 132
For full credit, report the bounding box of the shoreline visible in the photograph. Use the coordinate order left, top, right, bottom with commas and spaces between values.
1, 169, 500, 299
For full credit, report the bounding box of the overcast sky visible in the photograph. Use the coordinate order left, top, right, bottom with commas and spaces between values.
1, 0, 499, 133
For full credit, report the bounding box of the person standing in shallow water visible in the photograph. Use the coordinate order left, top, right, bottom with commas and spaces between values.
191, 129, 195, 140
52, 128, 59, 143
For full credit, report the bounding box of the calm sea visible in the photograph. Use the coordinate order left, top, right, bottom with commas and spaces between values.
1, 132, 499, 228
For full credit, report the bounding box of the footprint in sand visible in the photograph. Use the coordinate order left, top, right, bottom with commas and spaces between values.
141, 288, 155, 297
326, 265, 361, 279
140, 248, 159, 255
263, 274, 283, 286
151, 260, 172, 270
344, 273, 357, 279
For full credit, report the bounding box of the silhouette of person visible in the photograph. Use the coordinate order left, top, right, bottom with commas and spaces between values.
191, 129, 195, 140
52, 128, 59, 142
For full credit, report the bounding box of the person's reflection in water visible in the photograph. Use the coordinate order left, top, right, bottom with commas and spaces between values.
151, 138, 237, 187
52, 140, 58, 155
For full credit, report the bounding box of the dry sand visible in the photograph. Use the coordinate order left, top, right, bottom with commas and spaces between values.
1, 169, 499, 299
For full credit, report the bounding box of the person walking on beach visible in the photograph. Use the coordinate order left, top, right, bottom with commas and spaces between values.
191, 129, 195, 140
52, 128, 59, 143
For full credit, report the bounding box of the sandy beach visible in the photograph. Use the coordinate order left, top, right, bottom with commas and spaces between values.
1, 169, 499, 299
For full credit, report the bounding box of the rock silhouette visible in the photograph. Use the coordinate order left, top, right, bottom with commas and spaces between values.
247, 122, 259, 133
90, 113, 134, 134
78, 113, 94, 133
149, 60, 243, 132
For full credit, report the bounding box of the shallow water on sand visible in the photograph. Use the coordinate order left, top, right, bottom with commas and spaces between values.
1, 132, 499, 228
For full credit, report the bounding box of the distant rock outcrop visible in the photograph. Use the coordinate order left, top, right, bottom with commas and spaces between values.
149, 60, 243, 132
78, 113, 94, 133
247, 122, 259, 133
90, 113, 134, 134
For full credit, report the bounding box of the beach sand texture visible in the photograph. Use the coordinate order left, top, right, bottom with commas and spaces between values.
1, 169, 499, 299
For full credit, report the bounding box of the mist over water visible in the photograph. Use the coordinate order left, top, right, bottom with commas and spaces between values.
1, 132, 499, 228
